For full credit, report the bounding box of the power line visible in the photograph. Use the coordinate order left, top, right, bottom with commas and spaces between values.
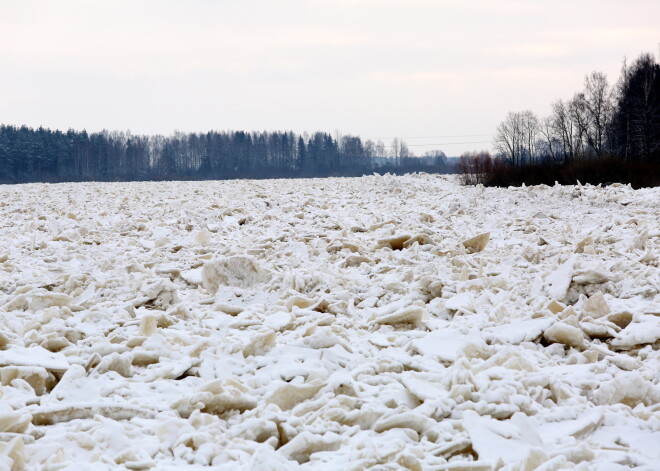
378, 140, 493, 147
365, 133, 494, 140
403, 140, 492, 146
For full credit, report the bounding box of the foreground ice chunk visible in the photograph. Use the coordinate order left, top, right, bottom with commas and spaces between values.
411, 329, 475, 362
591, 372, 660, 407
611, 314, 660, 348
371, 298, 425, 327
542, 321, 584, 348
278, 431, 341, 464
545, 256, 576, 301
28, 402, 157, 425
242, 330, 276, 357
265, 379, 325, 411
28, 291, 73, 312
202, 256, 271, 293
582, 292, 611, 317
0, 407, 31, 434
171, 378, 257, 418
483, 317, 555, 345
0, 437, 24, 471
373, 409, 435, 435
0, 366, 50, 395
373, 306, 424, 326
2, 290, 72, 312
462, 232, 490, 253
444, 292, 476, 314
180, 267, 203, 285
376, 234, 412, 251
462, 410, 539, 464
0, 347, 69, 373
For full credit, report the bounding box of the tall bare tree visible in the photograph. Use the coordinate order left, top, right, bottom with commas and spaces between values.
521, 110, 539, 162
573, 72, 613, 156
552, 99, 577, 162
495, 110, 539, 165
495, 111, 522, 165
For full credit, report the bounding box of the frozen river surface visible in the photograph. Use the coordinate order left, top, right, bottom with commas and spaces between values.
0, 174, 659, 470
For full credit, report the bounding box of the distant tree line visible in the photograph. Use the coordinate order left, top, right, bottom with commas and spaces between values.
0, 127, 451, 184
459, 52, 659, 187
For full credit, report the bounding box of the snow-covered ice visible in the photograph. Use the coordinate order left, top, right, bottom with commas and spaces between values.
0, 174, 659, 470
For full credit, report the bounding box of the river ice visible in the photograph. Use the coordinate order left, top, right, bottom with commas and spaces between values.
0, 174, 658, 470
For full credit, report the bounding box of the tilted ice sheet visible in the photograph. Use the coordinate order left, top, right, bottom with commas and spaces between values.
0, 175, 658, 470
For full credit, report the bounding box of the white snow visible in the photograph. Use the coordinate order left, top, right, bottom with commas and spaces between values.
0, 174, 658, 470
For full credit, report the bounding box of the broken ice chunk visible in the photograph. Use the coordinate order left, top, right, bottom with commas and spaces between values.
411, 329, 474, 362
372, 299, 425, 327
582, 292, 611, 318
202, 256, 270, 293
545, 256, 576, 301
278, 431, 341, 464
180, 267, 203, 285
376, 234, 412, 251
574, 235, 594, 253
462, 232, 490, 254
572, 267, 609, 285
0, 366, 50, 395
29, 403, 157, 425
0, 346, 69, 373
546, 300, 566, 314
171, 379, 257, 418
0, 410, 31, 434
265, 379, 325, 411
444, 292, 476, 314
592, 372, 660, 407
611, 314, 660, 348
483, 317, 555, 345
28, 291, 72, 311
242, 330, 276, 357
0, 437, 24, 471
543, 321, 584, 348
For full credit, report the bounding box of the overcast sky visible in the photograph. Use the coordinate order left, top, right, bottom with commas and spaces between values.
1, 0, 658, 155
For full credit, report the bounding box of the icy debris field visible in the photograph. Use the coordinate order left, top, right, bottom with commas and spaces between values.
0, 174, 659, 471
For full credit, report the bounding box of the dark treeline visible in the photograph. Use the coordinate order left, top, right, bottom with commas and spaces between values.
460, 52, 660, 187
0, 127, 451, 184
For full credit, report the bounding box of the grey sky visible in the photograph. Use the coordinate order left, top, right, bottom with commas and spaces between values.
1, 0, 658, 155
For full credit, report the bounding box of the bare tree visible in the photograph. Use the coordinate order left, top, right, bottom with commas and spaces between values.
494, 110, 539, 165
374, 140, 386, 157
538, 116, 558, 162
495, 111, 522, 165
573, 72, 614, 156
390, 137, 401, 165
568, 95, 590, 158
551, 99, 577, 162
521, 110, 539, 162
390, 138, 411, 164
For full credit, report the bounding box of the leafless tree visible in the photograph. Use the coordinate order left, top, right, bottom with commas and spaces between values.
521, 110, 539, 162
494, 110, 539, 165
551, 99, 577, 162
573, 72, 614, 156
374, 140, 386, 157
538, 116, 558, 162
495, 111, 522, 165
390, 138, 411, 164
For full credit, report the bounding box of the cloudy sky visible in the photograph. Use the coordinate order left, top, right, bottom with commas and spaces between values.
1, 0, 658, 155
